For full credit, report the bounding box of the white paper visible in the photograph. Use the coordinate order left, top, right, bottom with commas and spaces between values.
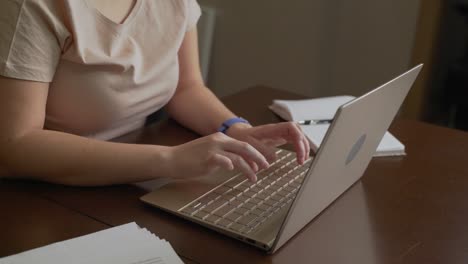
0, 223, 184, 264
269, 96, 405, 157
269, 95, 355, 121
301, 124, 405, 156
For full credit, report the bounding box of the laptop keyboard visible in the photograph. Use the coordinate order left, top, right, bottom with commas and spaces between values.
179, 149, 312, 235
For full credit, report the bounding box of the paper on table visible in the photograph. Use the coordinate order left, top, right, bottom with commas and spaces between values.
301, 124, 405, 156
269, 96, 355, 121
269, 96, 405, 157
0, 222, 184, 264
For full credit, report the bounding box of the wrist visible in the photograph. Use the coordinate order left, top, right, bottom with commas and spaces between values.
217, 117, 250, 134
148, 145, 174, 179
225, 122, 252, 138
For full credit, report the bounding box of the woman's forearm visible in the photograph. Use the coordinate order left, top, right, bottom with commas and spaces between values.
165, 84, 245, 136
0, 129, 171, 186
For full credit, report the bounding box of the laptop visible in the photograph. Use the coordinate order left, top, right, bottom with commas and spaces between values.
141, 64, 423, 253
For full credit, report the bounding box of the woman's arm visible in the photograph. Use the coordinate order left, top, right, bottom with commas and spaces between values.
166, 29, 310, 164
0, 76, 172, 186
165, 28, 238, 135
0, 76, 267, 185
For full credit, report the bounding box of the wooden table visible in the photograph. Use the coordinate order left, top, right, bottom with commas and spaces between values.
2, 86, 468, 264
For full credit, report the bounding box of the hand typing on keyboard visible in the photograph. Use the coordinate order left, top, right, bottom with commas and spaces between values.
225, 122, 310, 165
166, 132, 269, 182
166, 122, 309, 183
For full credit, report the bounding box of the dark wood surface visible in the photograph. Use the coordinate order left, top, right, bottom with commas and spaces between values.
0, 183, 108, 258
2, 86, 468, 263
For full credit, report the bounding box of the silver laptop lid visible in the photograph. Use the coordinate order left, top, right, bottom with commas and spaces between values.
270, 64, 423, 253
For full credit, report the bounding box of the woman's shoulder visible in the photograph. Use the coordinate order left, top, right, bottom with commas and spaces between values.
0, 0, 70, 82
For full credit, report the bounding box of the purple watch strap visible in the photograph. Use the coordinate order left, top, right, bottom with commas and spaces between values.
218, 117, 250, 133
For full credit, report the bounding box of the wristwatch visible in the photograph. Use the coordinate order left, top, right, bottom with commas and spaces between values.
217, 117, 250, 134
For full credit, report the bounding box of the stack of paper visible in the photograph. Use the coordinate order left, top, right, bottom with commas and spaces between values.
269, 96, 405, 157
0, 222, 184, 264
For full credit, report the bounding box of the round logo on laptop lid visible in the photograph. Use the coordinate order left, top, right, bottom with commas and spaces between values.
346, 134, 367, 165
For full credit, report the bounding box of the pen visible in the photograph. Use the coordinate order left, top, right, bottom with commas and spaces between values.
297, 119, 333, 125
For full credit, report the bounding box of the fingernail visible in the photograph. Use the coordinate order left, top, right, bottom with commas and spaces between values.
251, 175, 257, 183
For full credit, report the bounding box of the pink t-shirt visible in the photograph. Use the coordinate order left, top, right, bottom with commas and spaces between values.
0, 0, 201, 140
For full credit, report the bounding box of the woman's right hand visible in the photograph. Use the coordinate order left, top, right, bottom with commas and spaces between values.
166, 132, 270, 182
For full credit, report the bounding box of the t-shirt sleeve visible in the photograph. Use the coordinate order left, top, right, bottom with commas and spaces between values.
185, 0, 201, 31
0, 0, 69, 82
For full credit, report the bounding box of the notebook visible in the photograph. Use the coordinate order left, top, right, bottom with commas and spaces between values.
0, 222, 183, 264
269, 96, 405, 157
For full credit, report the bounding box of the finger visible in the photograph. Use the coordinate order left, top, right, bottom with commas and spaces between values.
222, 138, 269, 169
249, 123, 296, 139
208, 153, 234, 171
300, 137, 308, 164
296, 136, 306, 164
263, 138, 287, 147
294, 123, 309, 164
254, 123, 304, 150
298, 123, 311, 163
249, 122, 305, 163
248, 137, 278, 164
302, 132, 311, 159
222, 151, 257, 182
283, 123, 306, 163
249, 161, 259, 172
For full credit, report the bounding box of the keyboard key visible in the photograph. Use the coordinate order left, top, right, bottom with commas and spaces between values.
202, 199, 227, 212
289, 181, 301, 188
244, 190, 258, 198
221, 193, 237, 202
194, 210, 209, 220
277, 177, 291, 186
234, 207, 249, 215
213, 204, 237, 217
246, 222, 264, 233
278, 189, 290, 198
256, 181, 270, 190
238, 213, 258, 226
264, 178, 277, 185
264, 198, 278, 207
256, 191, 270, 201
237, 182, 253, 192
226, 212, 243, 222
197, 192, 220, 205
225, 177, 245, 188
280, 200, 291, 208
230, 196, 244, 205
251, 208, 265, 217
229, 222, 245, 232
249, 197, 263, 206
181, 204, 199, 215
241, 201, 257, 210
250, 186, 263, 193
270, 193, 285, 203
229, 198, 242, 206
205, 214, 221, 223
217, 218, 233, 227
283, 185, 296, 193
257, 203, 270, 211
228, 189, 244, 198
213, 185, 232, 195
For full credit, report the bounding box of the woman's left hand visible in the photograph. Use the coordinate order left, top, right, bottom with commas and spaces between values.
226, 122, 310, 165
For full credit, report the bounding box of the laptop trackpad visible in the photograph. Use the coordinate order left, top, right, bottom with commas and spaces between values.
141, 169, 240, 211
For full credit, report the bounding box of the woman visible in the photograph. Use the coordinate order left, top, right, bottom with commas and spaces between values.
0, 0, 309, 186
